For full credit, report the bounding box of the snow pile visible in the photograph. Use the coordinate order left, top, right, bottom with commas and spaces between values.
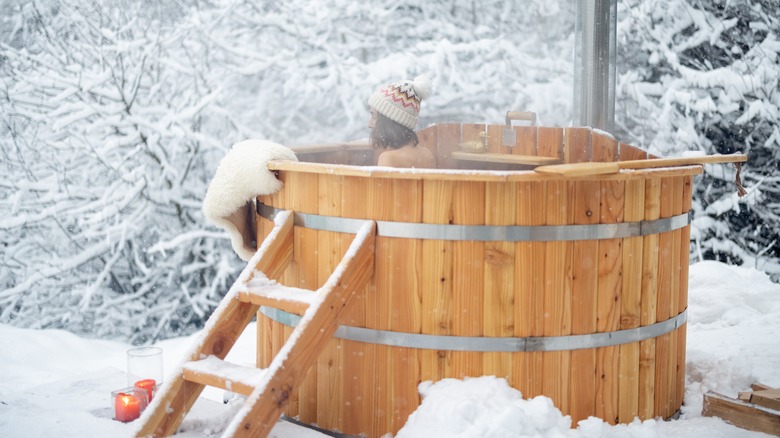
398, 376, 573, 438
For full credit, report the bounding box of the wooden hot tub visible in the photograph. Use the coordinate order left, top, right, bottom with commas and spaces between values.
254, 122, 696, 436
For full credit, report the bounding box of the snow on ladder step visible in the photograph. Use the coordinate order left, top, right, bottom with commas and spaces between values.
182, 355, 266, 397
236, 272, 316, 315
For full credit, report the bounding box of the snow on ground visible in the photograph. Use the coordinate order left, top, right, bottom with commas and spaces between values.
0, 260, 777, 437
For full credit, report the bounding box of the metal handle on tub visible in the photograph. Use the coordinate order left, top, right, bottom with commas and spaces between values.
505, 111, 537, 126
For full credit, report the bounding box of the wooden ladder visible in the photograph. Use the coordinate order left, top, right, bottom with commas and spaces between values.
135, 210, 376, 438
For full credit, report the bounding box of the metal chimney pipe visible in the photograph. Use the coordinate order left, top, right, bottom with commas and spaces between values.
574, 0, 617, 132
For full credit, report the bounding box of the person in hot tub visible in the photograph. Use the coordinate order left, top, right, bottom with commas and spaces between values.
368, 75, 437, 168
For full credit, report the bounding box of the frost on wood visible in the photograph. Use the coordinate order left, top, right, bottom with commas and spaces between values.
241, 272, 317, 306
184, 355, 266, 388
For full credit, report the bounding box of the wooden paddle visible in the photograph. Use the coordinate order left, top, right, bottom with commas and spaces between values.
534, 154, 748, 177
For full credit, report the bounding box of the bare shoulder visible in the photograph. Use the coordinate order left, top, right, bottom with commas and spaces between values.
417, 146, 436, 168
378, 146, 436, 168
377, 150, 400, 167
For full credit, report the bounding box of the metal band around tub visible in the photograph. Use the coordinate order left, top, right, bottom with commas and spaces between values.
258, 203, 691, 241
259, 307, 687, 352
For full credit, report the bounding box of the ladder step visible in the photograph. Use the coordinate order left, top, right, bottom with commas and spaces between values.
237, 272, 315, 315
182, 356, 266, 397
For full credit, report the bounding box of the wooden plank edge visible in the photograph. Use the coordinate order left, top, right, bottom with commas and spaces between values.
289, 141, 371, 154
534, 162, 620, 177
182, 358, 264, 397
451, 151, 562, 166
751, 389, 780, 411
237, 290, 309, 316
753, 383, 776, 392
738, 383, 776, 401
267, 159, 701, 182
619, 154, 747, 170
702, 391, 780, 436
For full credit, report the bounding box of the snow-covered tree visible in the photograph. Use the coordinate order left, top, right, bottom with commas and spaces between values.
0, 0, 242, 343
192, 0, 577, 144
615, 0, 780, 278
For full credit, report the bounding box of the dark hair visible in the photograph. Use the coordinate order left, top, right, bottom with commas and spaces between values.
370, 112, 419, 150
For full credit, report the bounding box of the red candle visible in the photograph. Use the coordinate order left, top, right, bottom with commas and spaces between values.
114, 392, 141, 422
134, 379, 156, 403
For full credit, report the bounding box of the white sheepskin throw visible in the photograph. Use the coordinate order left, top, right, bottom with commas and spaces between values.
203, 139, 297, 260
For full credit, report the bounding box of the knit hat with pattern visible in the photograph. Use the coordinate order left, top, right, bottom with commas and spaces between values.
368, 75, 432, 130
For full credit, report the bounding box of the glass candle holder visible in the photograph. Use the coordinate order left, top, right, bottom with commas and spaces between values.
126, 346, 163, 388
112, 386, 149, 422
134, 378, 158, 403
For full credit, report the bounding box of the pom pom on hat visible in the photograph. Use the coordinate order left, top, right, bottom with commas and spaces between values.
369, 74, 432, 130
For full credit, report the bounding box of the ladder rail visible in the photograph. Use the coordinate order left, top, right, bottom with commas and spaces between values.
223, 220, 376, 438
135, 211, 295, 437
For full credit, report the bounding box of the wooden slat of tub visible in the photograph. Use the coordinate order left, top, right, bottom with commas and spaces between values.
639, 178, 661, 420
461, 123, 491, 170
677, 176, 693, 411
595, 178, 624, 424
483, 181, 516, 382
463, 123, 487, 149
618, 178, 645, 422
592, 130, 618, 163
257, 305, 275, 368
280, 173, 300, 426
487, 124, 506, 156
438, 124, 462, 170
255, 208, 276, 370
679, 176, 692, 315
316, 173, 346, 430
619, 142, 647, 161
569, 179, 601, 424
515, 181, 546, 398
538, 127, 564, 159
515, 126, 538, 156
451, 181, 485, 379
288, 172, 320, 422
594, 132, 621, 423
390, 178, 423, 433
340, 177, 371, 287
254, 194, 274, 264
341, 176, 375, 436
290, 172, 320, 291
421, 180, 455, 384
367, 177, 394, 435
542, 180, 572, 414
491, 124, 509, 155
654, 177, 674, 419
271, 174, 303, 419
666, 176, 683, 419
417, 125, 438, 165
254, 199, 275, 387
565, 127, 592, 164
